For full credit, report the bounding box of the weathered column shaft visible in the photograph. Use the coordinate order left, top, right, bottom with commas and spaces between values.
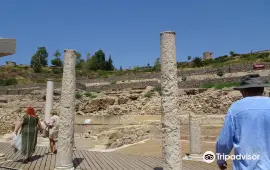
189, 113, 201, 155
44, 80, 54, 123
160, 31, 182, 170
55, 49, 76, 170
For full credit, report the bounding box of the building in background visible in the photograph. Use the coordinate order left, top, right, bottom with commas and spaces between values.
6, 61, 16, 66
0, 38, 16, 57
203, 52, 213, 60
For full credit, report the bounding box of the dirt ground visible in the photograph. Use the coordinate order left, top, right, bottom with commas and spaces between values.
115, 139, 215, 157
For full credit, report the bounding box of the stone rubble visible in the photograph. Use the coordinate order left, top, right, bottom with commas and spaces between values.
0, 86, 246, 137
96, 125, 152, 149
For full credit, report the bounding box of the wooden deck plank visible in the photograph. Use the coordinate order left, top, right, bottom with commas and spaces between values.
82, 150, 103, 170
105, 152, 129, 170
117, 154, 153, 170
131, 154, 161, 169
49, 154, 56, 170
28, 147, 44, 170
27, 147, 40, 170
21, 146, 41, 170
129, 154, 161, 169
74, 150, 87, 170
0, 142, 227, 170
32, 147, 46, 170
0, 143, 11, 155
0, 150, 22, 169
72, 152, 80, 169
118, 155, 145, 170
16, 156, 28, 170
86, 151, 104, 170
0, 142, 16, 158
79, 150, 98, 170
96, 151, 124, 170
142, 156, 164, 168
91, 151, 115, 170
108, 152, 149, 170
7, 150, 18, 161
99, 152, 123, 170
7, 150, 23, 169
39, 147, 49, 170
44, 151, 52, 170
143, 155, 163, 164
4, 147, 16, 160
89, 151, 110, 170
184, 161, 221, 170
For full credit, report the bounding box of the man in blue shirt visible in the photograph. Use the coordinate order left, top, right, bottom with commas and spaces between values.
216, 74, 270, 170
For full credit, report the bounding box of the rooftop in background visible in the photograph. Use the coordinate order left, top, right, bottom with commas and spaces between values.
0, 38, 16, 57
254, 50, 270, 53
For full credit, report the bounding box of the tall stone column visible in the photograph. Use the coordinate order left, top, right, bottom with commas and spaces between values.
44, 79, 54, 124
160, 31, 182, 170
55, 49, 76, 170
189, 113, 201, 155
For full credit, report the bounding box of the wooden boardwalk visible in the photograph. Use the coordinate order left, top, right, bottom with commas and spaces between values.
0, 142, 222, 170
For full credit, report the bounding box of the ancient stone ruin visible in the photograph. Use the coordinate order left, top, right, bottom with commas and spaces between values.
55, 49, 76, 170
160, 31, 182, 170
203, 52, 213, 60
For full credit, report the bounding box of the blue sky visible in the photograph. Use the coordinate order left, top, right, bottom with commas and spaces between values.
1, 0, 270, 69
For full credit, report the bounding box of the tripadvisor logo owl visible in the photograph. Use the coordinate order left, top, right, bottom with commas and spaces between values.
203, 151, 215, 163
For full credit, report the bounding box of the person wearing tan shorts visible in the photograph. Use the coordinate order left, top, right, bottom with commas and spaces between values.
46, 110, 60, 155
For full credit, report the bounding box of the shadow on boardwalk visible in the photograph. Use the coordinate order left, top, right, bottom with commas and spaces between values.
14, 154, 44, 163
73, 158, 84, 169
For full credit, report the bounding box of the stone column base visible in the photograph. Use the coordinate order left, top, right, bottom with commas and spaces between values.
54, 165, 74, 170
182, 153, 204, 162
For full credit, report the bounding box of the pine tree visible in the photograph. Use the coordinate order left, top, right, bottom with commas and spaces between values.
51, 49, 62, 67
107, 55, 114, 70
30, 46, 48, 72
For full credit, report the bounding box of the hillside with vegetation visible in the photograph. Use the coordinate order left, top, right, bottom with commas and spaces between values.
1, 46, 270, 87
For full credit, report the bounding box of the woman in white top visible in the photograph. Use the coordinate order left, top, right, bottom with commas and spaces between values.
46, 110, 60, 154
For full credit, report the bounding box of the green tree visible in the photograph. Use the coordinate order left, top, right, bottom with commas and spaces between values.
86, 55, 98, 70
153, 57, 161, 71
30, 46, 48, 72
105, 55, 114, 71
94, 50, 106, 70
51, 58, 62, 67
85, 50, 113, 71
229, 51, 235, 56
192, 57, 203, 67
51, 49, 62, 67
74, 51, 84, 68
74, 51, 82, 64
54, 49, 61, 58
86, 53, 91, 60
188, 56, 192, 61
119, 66, 123, 71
